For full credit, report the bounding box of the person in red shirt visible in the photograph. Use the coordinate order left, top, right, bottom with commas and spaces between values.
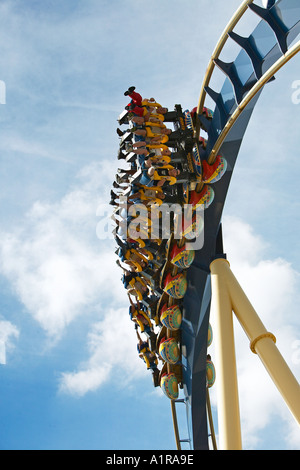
124, 86, 142, 105
124, 86, 144, 116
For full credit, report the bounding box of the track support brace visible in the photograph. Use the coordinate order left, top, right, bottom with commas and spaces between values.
210, 257, 300, 450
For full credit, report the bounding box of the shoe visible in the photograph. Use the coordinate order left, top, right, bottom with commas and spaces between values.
116, 128, 124, 137
146, 330, 157, 351
152, 368, 160, 387
110, 190, 118, 199
116, 174, 129, 184
117, 149, 126, 160
125, 142, 134, 152
124, 86, 135, 96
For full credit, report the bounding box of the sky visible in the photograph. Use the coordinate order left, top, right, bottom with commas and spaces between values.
0, 0, 299, 451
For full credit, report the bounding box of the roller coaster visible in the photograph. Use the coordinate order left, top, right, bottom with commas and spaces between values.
111, 0, 300, 450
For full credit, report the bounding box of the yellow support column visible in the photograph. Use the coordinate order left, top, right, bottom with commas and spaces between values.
212, 257, 300, 429
210, 258, 242, 450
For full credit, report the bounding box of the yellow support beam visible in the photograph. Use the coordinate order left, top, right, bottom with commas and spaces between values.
210, 258, 242, 450
206, 388, 218, 450
170, 400, 181, 450
210, 257, 300, 450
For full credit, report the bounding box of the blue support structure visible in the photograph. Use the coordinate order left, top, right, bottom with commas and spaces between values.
182, 0, 300, 449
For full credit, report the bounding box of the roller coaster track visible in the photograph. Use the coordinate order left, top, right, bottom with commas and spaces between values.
178, 0, 300, 450
208, 39, 300, 163
195, 0, 256, 140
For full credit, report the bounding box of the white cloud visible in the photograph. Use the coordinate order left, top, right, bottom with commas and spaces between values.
0, 161, 120, 340
222, 216, 299, 334
0, 156, 158, 392
0, 319, 19, 365
59, 307, 147, 397
209, 216, 300, 449
0, 134, 74, 164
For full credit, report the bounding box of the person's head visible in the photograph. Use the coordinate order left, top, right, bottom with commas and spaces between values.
145, 158, 153, 168
148, 166, 155, 177
157, 107, 168, 114
135, 281, 147, 292
130, 116, 144, 125
129, 304, 137, 314
169, 169, 180, 177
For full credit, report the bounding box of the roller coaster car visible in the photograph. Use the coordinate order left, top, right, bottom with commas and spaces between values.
190, 106, 214, 120
206, 356, 216, 388
157, 237, 191, 298
163, 272, 187, 299
118, 109, 129, 125
169, 242, 195, 269
189, 185, 215, 210
160, 362, 183, 397
202, 154, 227, 184
202, 107, 214, 119
159, 303, 182, 331
207, 323, 213, 347
156, 324, 181, 352
160, 371, 179, 399
190, 106, 214, 134
181, 209, 204, 241
159, 337, 180, 364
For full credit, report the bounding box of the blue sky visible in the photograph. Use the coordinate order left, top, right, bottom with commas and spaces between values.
0, 0, 299, 450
